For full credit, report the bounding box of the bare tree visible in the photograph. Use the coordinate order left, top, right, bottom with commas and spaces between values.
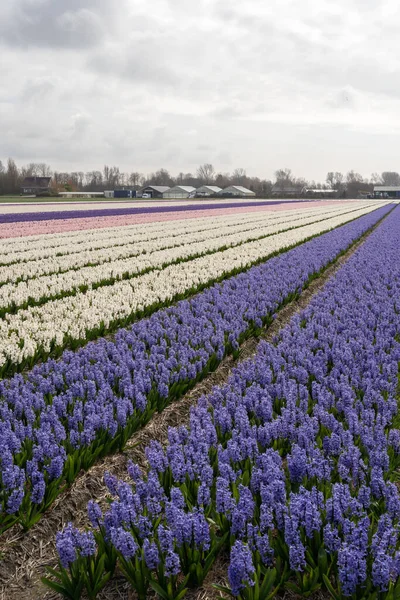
346, 170, 364, 184
20, 162, 50, 177
369, 173, 381, 184
259, 179, 273, 196
326, 172, 344, 190
77, 172, 85, 189
85, 171, 103, 189
5, 158, 19, 194
103, 166, 121, 188
37, 163, 52, 177
23, 163, 36, 176
197, 163, 216, 184
149, 169, 174, 186
381, 171, 400, 186
182, 173, 197, 186
346, 170, 367, 198
274, 168, 293, 185
129, 172, 142, 187
295, 177, 309, 190
231, 168, 249, 186
215, 172, 231, 189
0, 160, 5, 194
103, 165, 111, 187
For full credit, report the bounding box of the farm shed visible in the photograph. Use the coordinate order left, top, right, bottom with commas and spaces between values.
196, 185, 222, 197
114, 190, 133, 198
21, 176, 52, 196
271, 185, 301, 197
303, 188, 337, 198
163, 186, 196, 199
141, 186, 170, 198
220, 185, 255, 197
374, 186, 400, 199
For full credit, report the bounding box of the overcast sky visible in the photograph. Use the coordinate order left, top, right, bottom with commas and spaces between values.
0, 0, 399, 181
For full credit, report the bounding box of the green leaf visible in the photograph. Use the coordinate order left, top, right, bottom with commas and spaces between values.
212, 583, 235, 597
149, 579, 170, 600
41, 578, 68, 594
94, 572, 111, 595
394, 581, 400, 600
285, 582, 301, 594
41, 576, 83, 599
254, 572, 260, 600
260, 568, 277, 596
318, 547, 328, 575
174, 587, 189, 600
311, 566, 320, 587
305, 550, 317, 570
323, 574, 340, 600
195, 562, 203, 584
45, 566, 64, 580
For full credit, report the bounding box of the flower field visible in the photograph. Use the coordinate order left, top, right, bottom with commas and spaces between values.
0, 199, 399, 600
0, 202, 383, 373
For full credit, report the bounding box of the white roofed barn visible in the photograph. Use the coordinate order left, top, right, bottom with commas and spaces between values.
163, 186, 196, 199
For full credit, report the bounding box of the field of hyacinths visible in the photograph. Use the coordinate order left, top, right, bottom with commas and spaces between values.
1, 198, 399, 600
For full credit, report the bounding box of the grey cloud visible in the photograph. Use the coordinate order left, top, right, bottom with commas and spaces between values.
0, 0, 120, 49
88, 40, 180, 87
20, 77, 56, 102
1, 0, 400, 181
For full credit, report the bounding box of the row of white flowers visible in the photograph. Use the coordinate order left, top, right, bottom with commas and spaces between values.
0, 203, 357, 262
0, 205, 356, 286
0, 206, 362, 310
2, 205, 298, 253
0, 205, 382, 367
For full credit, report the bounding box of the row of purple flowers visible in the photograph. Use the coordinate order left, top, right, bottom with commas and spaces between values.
49, 206, 400, 599
0, 206, 392, 534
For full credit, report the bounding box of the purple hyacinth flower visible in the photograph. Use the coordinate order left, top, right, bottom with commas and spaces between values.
164, 550, 181, 577
143, 538, 160, 570
110, 527, 138, 559
87, 500, 103, 528
228, 541, 255, 596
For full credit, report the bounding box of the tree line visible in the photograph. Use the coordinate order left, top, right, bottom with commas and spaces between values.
0, 158, 399, 197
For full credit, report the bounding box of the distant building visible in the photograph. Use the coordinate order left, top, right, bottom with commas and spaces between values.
141, 186, 170, 198
303, 188, 337, 198
104, 190, 114, 198
114, 189, 134, 198
271, 185, 301, 197
163, 186, 196, 199
196, 185, 222, 197
21, 176, 52, 196
220, 185, 256, 197
373, 186, 400, 199
358, 191, 373, 199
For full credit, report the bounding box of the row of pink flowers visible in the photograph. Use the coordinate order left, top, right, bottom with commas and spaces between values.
2, 201, 354, 239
